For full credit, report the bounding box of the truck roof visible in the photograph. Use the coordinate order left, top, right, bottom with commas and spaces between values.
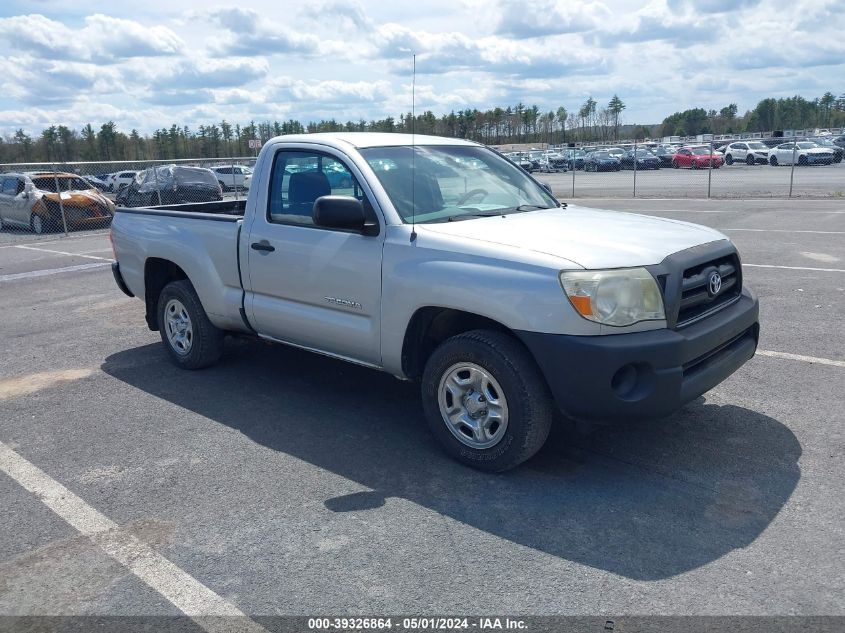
266, 132, 480, 150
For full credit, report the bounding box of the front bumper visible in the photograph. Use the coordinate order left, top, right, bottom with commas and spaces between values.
516, 287, 759, 422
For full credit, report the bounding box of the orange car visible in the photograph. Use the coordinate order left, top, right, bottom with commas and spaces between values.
0, 172, 115, 234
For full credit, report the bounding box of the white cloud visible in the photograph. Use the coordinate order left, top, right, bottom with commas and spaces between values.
0, 0, 843, 136
0, 13, 185, 63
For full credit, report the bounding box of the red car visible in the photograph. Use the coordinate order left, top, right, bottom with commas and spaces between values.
672, 146, 724, 169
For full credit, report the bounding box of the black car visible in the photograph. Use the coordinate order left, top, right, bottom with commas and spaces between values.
651, 145, 676, 167
116, 165, 223, 207
810, 137, 844, 163
584, 151, 621, 171
620, 148, 661, 170
834, 135, 845, 150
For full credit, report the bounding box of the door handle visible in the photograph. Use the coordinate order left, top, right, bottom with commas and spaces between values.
251, 241, 275, 252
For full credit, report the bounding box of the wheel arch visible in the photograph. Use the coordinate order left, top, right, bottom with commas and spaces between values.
143, 257, 188, 331
400, 307, 520, 381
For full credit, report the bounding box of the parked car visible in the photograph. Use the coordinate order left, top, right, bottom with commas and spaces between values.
106, 170, 139, 192
672, 146, 724, 169
620, 148, 661, 170
723, 141, 769, 165
584, 151, 621, 171
809, 137, 844, 163
111, 132, 759, 472
210, 165, 253, 191
0, 172, 114, 234
564, 149, 586, 170
605, 147, 626, 160
833, 135, 845, 150
651, 145, 676, 167
83, 175, 110, 191
768, 142, 835, 166
115, 165, 223, 207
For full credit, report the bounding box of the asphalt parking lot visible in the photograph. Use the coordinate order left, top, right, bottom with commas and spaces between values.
0, 199, 843, 624
546, 163, 845, 198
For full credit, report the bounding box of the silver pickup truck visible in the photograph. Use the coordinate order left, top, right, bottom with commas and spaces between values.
111, 132, 759, 471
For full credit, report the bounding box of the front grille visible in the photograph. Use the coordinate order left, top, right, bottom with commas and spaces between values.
676, 254, 741, 327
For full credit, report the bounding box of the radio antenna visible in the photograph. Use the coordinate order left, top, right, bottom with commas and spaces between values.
410, 53, 417, 242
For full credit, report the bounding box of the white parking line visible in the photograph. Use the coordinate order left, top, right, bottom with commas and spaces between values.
757, 350, 845, 368
0, 262, 111, 282
722, 229, 845, 234
0, 441, 268, 633
14, 244, 114, 261
744, 264, 845, 272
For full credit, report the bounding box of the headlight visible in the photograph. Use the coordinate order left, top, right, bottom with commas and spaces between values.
560, 268, 665, 326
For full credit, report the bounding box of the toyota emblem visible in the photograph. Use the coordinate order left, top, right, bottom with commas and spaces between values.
708, 271, 722, 296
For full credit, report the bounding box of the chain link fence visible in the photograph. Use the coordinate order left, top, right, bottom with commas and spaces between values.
0, 157, 257, 244
2, 140, 844, 245
506, 136, 845, 200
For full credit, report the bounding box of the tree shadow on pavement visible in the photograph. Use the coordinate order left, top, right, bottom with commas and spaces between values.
102, 338, 801, 581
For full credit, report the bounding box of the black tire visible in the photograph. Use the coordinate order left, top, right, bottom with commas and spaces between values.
746, 154, 755, 165
672, 160, 679, 169
218, 181, 227, 192
770, 156, 778, 166
157, 280, 223, 370
30, 213, 47, 234
798, 155, 808, 166
691, 160, 700, 170
421, 329, 554, 472
725, 154, 733, 165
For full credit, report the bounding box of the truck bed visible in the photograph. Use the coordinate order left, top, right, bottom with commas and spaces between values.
111, 198, 248, 334
115, 199, 247, 219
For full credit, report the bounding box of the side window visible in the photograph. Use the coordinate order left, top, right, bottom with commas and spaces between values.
217, 167, 232, 175
1, 178, 17, 195
267, 150, 373, 228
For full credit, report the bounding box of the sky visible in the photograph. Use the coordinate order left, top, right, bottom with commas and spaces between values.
0, 0, 842, 136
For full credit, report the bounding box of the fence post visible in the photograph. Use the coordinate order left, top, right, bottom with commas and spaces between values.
571, 147, 576, 198
153, 163, 163, 206
52, 163, 69, 236
633, 140, 638, 198
707, 140, 713, 198
232, 158, 238, 203
788, 143, 797, 198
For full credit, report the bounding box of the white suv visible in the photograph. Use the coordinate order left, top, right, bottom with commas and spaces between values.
210, 165, 253, 191
107, 171, 139, 192
723, 141, 769, 165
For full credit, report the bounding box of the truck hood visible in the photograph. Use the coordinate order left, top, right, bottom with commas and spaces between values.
419, 206, 727, 269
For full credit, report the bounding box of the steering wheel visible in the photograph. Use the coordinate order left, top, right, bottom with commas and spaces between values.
455, 188, 489, 206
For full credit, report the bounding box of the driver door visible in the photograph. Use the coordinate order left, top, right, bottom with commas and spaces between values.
244, 148, 385, 366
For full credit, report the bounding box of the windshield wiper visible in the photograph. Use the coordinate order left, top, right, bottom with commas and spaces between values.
445, 212, 507, 222
511, 204, 554, 212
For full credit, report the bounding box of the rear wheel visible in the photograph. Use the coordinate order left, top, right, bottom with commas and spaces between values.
157, 280, 224, 370
421, 330, 554, 472
725, 154, 734, 165
672, 160, 679, 169
691, 160, 700, 170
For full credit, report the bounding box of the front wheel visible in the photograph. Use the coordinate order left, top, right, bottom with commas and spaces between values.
421, 330, 554, 472
770, 156, 778, 166
157, 280, 223, 370
30, 213, 45, 234
746, 154, 755, 165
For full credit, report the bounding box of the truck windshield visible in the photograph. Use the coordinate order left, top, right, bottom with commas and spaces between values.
359, 145, 558, 224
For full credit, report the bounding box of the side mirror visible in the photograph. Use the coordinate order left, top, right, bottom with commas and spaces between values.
313, 195, 366, 232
